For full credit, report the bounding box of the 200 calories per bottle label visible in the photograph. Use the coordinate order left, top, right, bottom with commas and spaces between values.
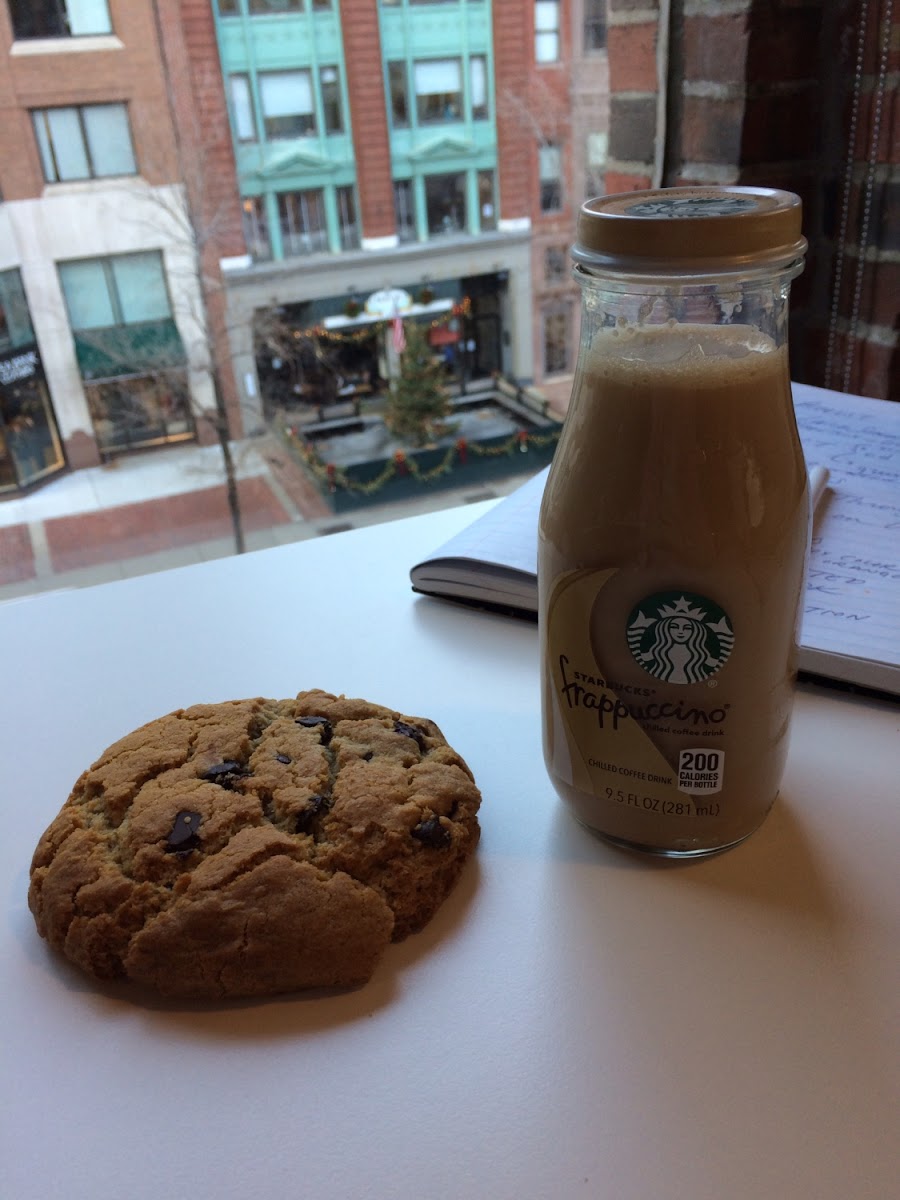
544, 569, 735, 817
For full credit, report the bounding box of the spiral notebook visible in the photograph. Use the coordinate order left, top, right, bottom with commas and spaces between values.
410, 383, 900, 698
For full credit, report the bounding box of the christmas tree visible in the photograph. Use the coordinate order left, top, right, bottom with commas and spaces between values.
384, 321, 455, 447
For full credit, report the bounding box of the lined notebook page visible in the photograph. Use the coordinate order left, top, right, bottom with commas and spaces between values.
792, 383, 900, 690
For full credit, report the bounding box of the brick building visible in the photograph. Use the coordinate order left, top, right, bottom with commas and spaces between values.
0, 0, 244, 496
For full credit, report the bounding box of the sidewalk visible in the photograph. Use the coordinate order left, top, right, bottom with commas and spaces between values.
0, 434, 534, 605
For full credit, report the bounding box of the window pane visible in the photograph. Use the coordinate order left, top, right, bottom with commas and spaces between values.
320, 66, 343, 135
425, 172, 466, 236
540, 143, 562, 211
535, 1, 559, 32
242, 196, 272, 260
66, 0, 113, 35
478, 170, 496, 231
45, 109, 90, 180
230, 76, 256, 141
388, 62, 409, 127
59, 260, 116, 330
112, 253, 171, 324
249, 0, 303, 12
217, 1, 240, 14
278, 190, 328, 256
260, 71, 315, 137
0, 269, 35, 351
544, 309, 570, 374
415, 60, 462, 95
394, 180, 416, 242
415, 60, 462, 123
83, 104, 136, 176
10, 1, 67, 38
584, 0, 607, 50
337, 186, 360, 250
535, 31, 559, 63
470, 56, 488, 119
31, 112, 57, 181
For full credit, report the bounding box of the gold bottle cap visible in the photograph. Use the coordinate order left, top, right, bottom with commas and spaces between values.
574, 186, 807, 274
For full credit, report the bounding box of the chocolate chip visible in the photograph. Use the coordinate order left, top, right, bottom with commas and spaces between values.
201, 761, 250, 790
295, 716, 332, 744
165, 810, 202, 853
295, 794, 330, 834
394, 720, 427, 751
275, 753, 292, 765
411, 815, 450, 848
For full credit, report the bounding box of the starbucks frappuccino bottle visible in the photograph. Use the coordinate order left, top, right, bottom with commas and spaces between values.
539, 186, 810, 856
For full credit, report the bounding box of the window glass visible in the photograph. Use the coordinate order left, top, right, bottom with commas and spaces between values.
320, 67, 343, 135
425, 172, 466, 236
112, 254, 171, 324
34, 109, 89, 181
470, 56, 488, 120
415, 59, 462, 123
394, 179, 416, 242
539, 142, 562, 211
535, 1, 560, 63
69, 0, 111, 33
81, 105, 136, 175
230, 76, 256, 142
478, 170, 497, 231
259, 71, 315, 138
278, 190, 329, 255
217, 1, 240, 14
0, 269, 35, 352
242, 196, 272, 260
249, 1, 303, 13
584, 0, 607, 51
388, 62, 409, 128
543, 307, 570, 374
58, 260, 116, 330
337, 186, 360, 250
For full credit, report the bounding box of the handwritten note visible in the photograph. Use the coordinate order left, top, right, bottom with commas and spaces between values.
792, 383, 900, 693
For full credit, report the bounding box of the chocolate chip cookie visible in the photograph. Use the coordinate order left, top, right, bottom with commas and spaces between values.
28, 690, 481, 1000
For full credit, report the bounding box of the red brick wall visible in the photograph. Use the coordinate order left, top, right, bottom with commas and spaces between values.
342, 0, 395, 240
605, 0, 660, 193
492, 0, 533, 220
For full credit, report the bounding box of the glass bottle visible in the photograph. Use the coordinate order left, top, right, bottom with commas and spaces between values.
539, 186, 809, 857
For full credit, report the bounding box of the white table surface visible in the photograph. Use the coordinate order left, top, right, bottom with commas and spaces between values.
2, 503, 898, 1200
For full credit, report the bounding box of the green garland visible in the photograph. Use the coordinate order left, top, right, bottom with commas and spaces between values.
283, 425, 560, 497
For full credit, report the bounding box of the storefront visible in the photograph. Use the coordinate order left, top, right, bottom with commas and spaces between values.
0, 347, 66, 493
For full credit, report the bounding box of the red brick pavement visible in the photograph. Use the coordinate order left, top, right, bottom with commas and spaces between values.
0, 524, 36, 586
44, 476, 290, 574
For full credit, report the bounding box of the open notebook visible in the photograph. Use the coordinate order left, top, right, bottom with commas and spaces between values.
411, 382, 900, 698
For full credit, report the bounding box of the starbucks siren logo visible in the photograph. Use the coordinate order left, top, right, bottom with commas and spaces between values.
626, 591, 734, 684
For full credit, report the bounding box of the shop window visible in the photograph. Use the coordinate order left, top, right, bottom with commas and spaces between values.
535, 1, 560, 64
57, 253, 193, 457
425, 172, 467, 237
32, 104, 135, 183
543, 307, 571, 375
394, 180, 416, 243
278, 190, 329, 256
388, 62, 409, 128
319, 66, 343, 135
415, 59, 463, 124
9, 0, 112, 38
242, 196, 271, 260
259, 70, 315, 139
470, 56, 489, 121
584, 0, 607, 51
337, 186, 360, 251
478, 171, 497, 232
544, 245, 568, 284
229, 76, 257, 143
539, 142, 563, 212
